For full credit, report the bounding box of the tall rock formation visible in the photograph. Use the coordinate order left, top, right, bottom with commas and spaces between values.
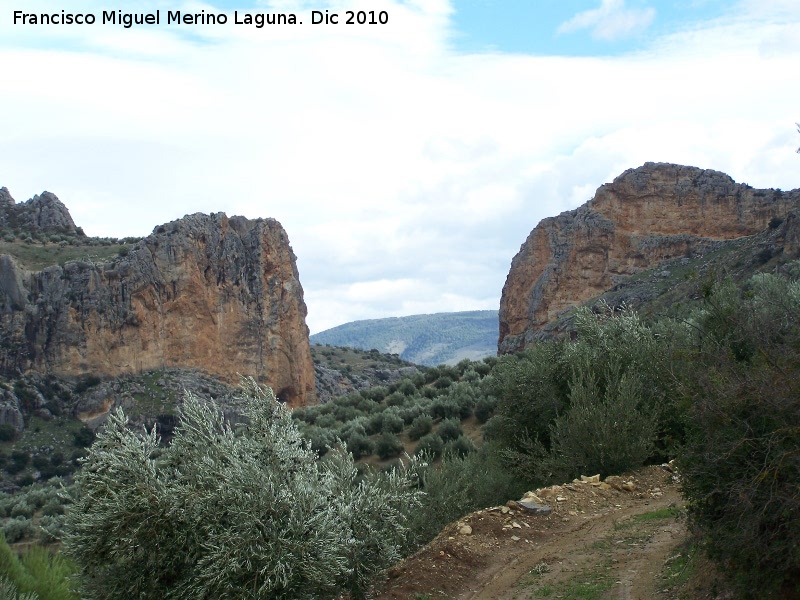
499, 163, 800, 353
0, 190, 315, 407
0, 187, 79, 234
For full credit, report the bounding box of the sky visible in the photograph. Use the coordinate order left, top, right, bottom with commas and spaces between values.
1, 0, 799, 334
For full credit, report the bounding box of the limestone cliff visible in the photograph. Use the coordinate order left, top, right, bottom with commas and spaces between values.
0, 191, 315, 407
499, 163, 800, 353
0, 187, 79, 234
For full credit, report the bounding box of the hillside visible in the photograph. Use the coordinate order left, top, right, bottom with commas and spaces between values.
310, 310, 498, 366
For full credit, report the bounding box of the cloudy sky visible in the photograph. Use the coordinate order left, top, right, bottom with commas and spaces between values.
1, 0, 798, 334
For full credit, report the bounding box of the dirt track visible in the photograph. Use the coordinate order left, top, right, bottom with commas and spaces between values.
374, 466, 685, 600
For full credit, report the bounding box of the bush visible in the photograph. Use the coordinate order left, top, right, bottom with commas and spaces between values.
396, 379, 417, 396
2, 519, 34, 543
73, 375, 100, 395
10, 502, 34, 520
443, 435, 476, 459
375, 433, 403, 460
408, 443, 526, 547
72, 427, 95, 448
346, 432, 374, 460
490, 304, 682, 482
540, 372, 657, 480
381, 412, 404, 434
436, 418, 463, 443
63, 381, 422, 599
679, 272, 800, 597
474, 396, 496, 424
8, 451, 29, 475
434, 376, 453, 390
0, 533, 78, 599
0, 424, 17, 442
415, 433, 443, 458
408, 415, 433, 441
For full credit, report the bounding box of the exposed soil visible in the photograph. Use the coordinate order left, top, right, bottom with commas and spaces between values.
372, 465, 687, 600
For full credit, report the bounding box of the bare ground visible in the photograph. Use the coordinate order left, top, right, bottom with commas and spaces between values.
372, 466, 690, 600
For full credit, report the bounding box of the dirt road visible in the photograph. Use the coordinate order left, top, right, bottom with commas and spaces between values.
374, 466, 685, 600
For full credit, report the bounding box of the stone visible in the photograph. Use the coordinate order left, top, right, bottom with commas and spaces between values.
580, 474, 601, 483
459, 525, 472, 535
0, 195, 316, 407
521, 491, 544, 504
498, 163, 800, 353
514, 501, 553, 516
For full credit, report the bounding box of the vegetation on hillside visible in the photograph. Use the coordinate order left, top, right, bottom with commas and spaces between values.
0, 250, 796, 597
0, 229, 142, 271
310, 310, 498, 366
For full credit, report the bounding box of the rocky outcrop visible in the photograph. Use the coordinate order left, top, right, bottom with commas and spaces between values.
0, 188, 79, 234
0, 193, 315, 407
499, 163, 800, 353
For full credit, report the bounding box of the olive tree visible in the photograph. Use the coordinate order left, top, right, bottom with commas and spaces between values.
63, 380, 422, 600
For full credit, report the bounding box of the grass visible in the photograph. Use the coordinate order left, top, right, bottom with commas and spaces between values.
0, 240, 129, 271
128, 371, 180, 418
614, 506, 684, 530
12, 416, 84, 449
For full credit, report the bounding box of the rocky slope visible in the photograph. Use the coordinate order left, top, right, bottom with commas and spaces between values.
499, 163, 800, 353
0, 189, 315, 407
0, 187, 79, 235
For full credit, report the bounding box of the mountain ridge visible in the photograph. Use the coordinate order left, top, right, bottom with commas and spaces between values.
310, 309, 498, 366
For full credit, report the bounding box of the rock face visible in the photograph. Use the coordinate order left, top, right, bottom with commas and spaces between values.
499, 163, 800, 353
0, 188, 79, 234
0, 193, 315, 407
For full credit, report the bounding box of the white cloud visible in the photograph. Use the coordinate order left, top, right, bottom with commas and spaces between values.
557, 0, 655, 41
1, 0, 799, 334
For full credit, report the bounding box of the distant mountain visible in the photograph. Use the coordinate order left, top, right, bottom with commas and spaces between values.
310, 310, 498, 366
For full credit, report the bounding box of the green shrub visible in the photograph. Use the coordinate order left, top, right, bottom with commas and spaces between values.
436, 418, 463, 443
346, 432, 374, 460
375, 433, 403, 460
540, 372, 657, 480
10, 502, 34, 520
421, 386, 439, 399
443, 435, 476, 459
2, 519, 34, 543
9, 451, 29, 473
408, 443, 526, 547
64, 381, 422, 599
71, 426, 95, 449
364, 413, 384, 435
0, 533, 78, 599
0, 424, 18, 442
38, 515, 65, 544
434, 376, 453, 390
415, 434, 443, 458
408, 415, 433, 441
381, 412, 404, 434
396, 379, 417, 396
474, 396, 496, 424
679, 272, 800, 597
15, 475, 34, 488
73, 375, 100, 395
